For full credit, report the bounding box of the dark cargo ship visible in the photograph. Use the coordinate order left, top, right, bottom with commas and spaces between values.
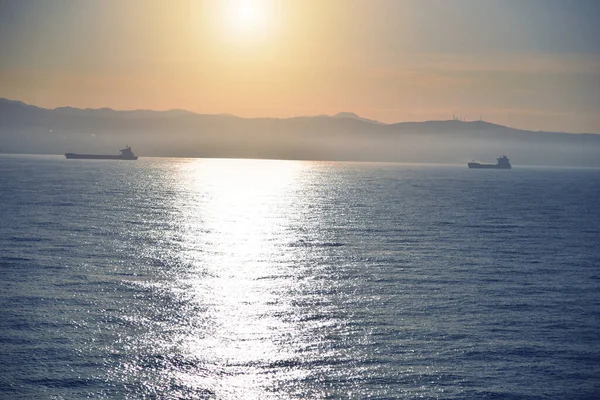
468, 155, 511, 169
65, 146, 138, 160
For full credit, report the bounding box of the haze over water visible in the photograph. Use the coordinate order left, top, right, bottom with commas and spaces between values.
1, 155, 599, 399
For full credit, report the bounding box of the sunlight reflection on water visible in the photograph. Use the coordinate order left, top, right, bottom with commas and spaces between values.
161, 159, 316, 398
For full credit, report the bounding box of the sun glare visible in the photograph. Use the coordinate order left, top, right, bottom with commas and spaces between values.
221, 0, 272, 41
232, 2, 261, 27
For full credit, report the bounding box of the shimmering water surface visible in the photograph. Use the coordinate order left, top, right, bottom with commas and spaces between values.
1, 155, 599, 399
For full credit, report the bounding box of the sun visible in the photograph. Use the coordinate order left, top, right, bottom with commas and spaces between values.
231, 1, 262, 28
222, 0, 271, 39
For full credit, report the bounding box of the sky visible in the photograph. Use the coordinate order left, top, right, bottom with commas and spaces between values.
0, 0, 599, 133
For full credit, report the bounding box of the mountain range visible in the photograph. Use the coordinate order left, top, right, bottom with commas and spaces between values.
1, 98, 599, 166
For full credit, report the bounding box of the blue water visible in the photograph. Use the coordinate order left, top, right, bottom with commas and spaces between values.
1, 155, 599, 399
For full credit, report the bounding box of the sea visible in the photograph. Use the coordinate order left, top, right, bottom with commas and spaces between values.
1, 154, 599, 399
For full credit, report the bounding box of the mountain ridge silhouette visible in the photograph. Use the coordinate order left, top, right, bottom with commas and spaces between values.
1, 98, 599, 166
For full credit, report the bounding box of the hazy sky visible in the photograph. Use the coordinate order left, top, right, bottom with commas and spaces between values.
1, 0, 599, 132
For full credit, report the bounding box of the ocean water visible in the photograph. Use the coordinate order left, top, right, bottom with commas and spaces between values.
1, 154, 599, 399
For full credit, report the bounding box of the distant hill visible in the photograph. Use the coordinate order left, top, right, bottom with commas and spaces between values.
1, 98, 599, 166
333, 112, 385, 125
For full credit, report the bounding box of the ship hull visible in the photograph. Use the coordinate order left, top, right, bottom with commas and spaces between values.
468, 163, 510, 169
65, 153, 138, 160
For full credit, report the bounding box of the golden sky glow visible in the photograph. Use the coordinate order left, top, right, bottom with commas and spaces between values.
0, 0, 599, 132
